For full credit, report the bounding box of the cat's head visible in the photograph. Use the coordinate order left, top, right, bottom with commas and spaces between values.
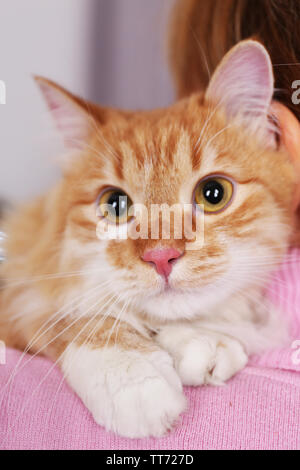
36, 40, 296, 321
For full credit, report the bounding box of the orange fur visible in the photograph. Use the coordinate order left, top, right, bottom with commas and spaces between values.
0, 82, 296, 358
0, 44, 298, 438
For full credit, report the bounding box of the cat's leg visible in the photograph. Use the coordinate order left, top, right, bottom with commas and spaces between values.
47, 317, 186, 438
156, 323, 248, 386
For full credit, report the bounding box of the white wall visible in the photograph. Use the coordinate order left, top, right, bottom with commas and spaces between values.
0, 0, 94, 202
0, 0, 175, 203
91, 0, 175, 110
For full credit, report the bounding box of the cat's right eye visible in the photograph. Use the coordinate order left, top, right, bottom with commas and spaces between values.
97, 188, 133, 224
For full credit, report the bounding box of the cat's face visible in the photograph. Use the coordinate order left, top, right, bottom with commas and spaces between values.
37, 41, 296, 321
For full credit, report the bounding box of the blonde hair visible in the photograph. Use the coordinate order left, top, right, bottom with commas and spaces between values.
169, 0, 300, 121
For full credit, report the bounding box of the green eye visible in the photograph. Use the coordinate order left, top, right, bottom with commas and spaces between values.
97, 189, 133, 224
194, 176, 234, 213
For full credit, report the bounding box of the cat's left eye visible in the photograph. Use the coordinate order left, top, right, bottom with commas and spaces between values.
97, 188, 133, 224
194, 176, 234, 213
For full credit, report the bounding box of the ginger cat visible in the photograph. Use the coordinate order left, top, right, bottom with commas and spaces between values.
0, 41, 296, 438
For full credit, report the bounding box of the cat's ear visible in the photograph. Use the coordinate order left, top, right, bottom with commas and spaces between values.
35, 76, 92, 149
205, 40, 275, 138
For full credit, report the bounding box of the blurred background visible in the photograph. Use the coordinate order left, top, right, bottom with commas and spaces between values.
0, 0, 175, 202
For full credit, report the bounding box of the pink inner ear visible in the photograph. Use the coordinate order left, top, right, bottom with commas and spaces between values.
206, 41, 274, 122
37, 81, 90, 149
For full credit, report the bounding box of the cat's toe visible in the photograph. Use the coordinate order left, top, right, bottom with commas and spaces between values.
209, 338, 248, 385
109, 369, 186, 438
176, 335, 248, 386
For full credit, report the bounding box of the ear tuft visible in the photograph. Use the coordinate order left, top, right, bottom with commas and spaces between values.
35, 76, 91, 149
205, 40, 274, 136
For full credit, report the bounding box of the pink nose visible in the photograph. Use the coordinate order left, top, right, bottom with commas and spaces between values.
142, 248, 182, 280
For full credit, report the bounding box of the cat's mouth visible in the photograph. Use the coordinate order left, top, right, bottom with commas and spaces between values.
157, 277, 186, 296
162, 281, 173, 293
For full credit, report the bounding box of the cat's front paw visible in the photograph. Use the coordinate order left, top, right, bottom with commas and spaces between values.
156, 326, 248, 386
176, 334, 248, 386
62, 346, 186, 438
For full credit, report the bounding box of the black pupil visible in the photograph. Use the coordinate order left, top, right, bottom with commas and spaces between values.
203, 181, 224, 205
107, 192, 128, 217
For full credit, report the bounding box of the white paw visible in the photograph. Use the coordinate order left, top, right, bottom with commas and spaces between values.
176, 334, 248, 386
156, 326, 248, 387
62, 345, 186, 438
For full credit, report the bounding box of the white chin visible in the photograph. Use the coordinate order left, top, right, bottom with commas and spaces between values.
139, 289, 216, 321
